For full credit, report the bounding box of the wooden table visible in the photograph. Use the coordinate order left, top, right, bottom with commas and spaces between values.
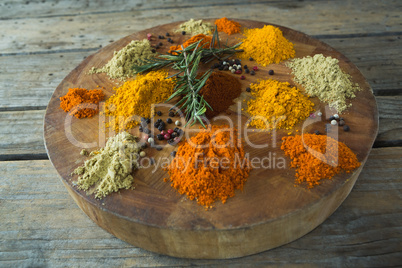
1, 0, 401, 266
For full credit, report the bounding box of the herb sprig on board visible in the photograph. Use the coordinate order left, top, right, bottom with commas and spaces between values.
132, 28, 243, 126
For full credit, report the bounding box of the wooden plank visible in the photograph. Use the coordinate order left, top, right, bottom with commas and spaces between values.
0, 147, 400, 266
0, 96, 400, 158
0, 1, 401, 55
0, 34, 400, 109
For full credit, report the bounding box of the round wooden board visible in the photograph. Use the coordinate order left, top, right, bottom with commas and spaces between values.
44, 19, 378, 259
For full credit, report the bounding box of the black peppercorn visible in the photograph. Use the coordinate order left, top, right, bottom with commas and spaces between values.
144, 128, 151, 134
329, 116, 336, 121
243, 65, 248, 69
246, 87, 251, 92
166, 32, 170, 36
157, 111, 162, 116
249, 57, 254, 61
245, 69, 250, 74
139, 126, 143, 132
268, 70, 274, 75
250, 70, 255, 75
314, 130, 320, 135
182, 31, 186, 35
156, 146, 163, 151
157, 134, 164, 140
343, 125, 350, 132
158, 42, 163, 46
339, 120, 345, 126
151, 49, 156, 53
146, 118, 151, 124
168, 111, 175, 117
166, 118, 172, 124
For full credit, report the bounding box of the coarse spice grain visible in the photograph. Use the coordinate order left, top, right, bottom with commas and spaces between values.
73, 131, 141, 199
246, 79, 314, 130
164, 125, 251, 207
238, 25, 295, 66
215, 17, 241, 35
104, 71, 176, 132
281, 134, 361, 188
90, 39, 154, 80
286, 54, 361, 113
175, 19, 214, 36
60, 87, 105, 119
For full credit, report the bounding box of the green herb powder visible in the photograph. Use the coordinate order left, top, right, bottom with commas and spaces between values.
73, 131, 141, 199
286, 54, 361, 113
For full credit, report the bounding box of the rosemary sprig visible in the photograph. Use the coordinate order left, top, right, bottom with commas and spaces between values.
132, 27, 243, 127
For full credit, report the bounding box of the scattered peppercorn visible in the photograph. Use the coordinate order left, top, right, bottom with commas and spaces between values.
168, 111, 175, 117
314, 130, 320, 135
331, 119, 338, 126
175, 120, 181, 126
157, 134, 164, 140
268, 69, 274, 75
164, 134, 171, 140
240, 75, 246, 80
148, 137, 154, 144
235, 70, 242, 74
334, 114, 339, 119
246, 87, 251, 92
243, 65, 248, 69
158, 42, 163, 46
182, 31, 186, 35
167, 118, 173, 124
245, 69, 250, 74
343, 125, 350, 132
157, 111, 162, 116
329, 115, 336, 121
252, 66, 258, 71
166, 32, 170, 36
146, 118, 151, 124
140, 151, 146, 157
144, 128, 151, 134
151, 49, 156, 53
250, 70, 256, 75
156, 146, 163, 151
249, 57, 254, 61
339, 120, 345, 126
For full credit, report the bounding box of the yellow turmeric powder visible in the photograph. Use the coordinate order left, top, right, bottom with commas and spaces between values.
168, 34, 214, 54
164, 125, 251, 207
238, 25, 295, 66
246, 79, 314, 130
104, 71, 176, 132
281, 134, 361, 188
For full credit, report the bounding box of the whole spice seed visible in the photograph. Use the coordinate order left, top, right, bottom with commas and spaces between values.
164, 125, 251, 207
73, 132, 140, 199
60, 88, 105, 119
246, 79, 314, 130
281, 134, 360, 188
286, 54, 361, 113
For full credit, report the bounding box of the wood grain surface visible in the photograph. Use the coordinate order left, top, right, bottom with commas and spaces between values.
1, 0, 401, 266
44, 19, 378, 258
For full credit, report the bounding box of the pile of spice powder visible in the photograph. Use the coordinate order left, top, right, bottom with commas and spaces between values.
164, 125, 251, 207
215, 17, 241, 35
175, 18, 214, 35
168, 34, 214, 55
104, 70, 176, 132
281, 134, 361, 188
73, 131, 141, 199
246, 79, 314, 130
60, 87, 104, 119
90, 39, 154, 80
286, 54, 361, 113
238, 25, 295, 66
199, 71, 242, 118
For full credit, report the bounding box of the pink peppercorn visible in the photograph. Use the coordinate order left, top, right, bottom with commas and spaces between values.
167, 129, 174, 134
164, 134, 171, 140
235, 70, 242, 74
143, 134, 149, 141
252, 66, 258, 71
160, 130, 166, 135
240, 75, 245, 80
174, 137, 181, 143
147, 33, 152, 40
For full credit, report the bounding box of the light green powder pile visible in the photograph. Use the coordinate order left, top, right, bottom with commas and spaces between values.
90, 39, 154, 80
286, 54, 361, 113
73, 131, 141, 199
175, 19, 214, 35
